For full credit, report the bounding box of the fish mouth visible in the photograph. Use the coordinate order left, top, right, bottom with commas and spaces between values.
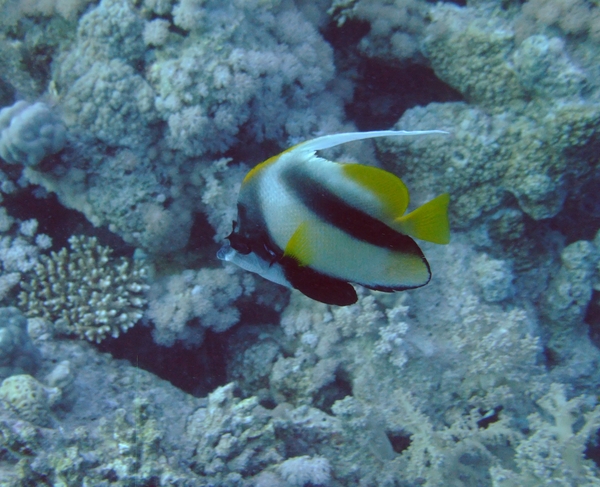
217, 243, 234, 261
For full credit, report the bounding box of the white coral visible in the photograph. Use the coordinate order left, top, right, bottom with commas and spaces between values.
19, 235, 149, 343
145, 267, 249, 346
0, 101, 66, 167
278, 456, 331, 486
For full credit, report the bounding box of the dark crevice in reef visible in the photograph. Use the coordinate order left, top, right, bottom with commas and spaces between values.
542, 346, 561, 369
439, 0, 467, 6
586, 427, 600, 468
98, 324, 230, 397
346, 60, 463, 131
312, 371, 353, 415
0, 77, 15, 108
2, 186, 132, 254
388, 431, 411, 454
178, 211, 223, 269
586, 292, 600, 350
550, 175, 600, 245
322, 19, 463, 132
322, 18, 371, 50
5, 186, 233, 396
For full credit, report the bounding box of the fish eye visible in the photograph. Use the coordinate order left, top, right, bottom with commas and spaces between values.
229, 233, 251, 255
263, 244, 278, 264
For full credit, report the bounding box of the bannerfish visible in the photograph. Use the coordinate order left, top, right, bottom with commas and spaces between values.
217, 130, 450, 306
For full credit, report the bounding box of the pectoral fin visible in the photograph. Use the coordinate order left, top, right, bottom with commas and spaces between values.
283, 221, 314, 266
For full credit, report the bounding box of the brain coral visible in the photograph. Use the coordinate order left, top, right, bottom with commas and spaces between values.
0, 374, 55, 426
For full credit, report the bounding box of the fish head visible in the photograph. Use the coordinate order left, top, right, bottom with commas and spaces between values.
217, 241, 291, 289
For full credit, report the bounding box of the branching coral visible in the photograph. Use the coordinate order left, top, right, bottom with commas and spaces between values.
148, 0, 341, 156
329, 0, 428, 63
491, 383, 600, 486
18, 235, 148, 343
145, 266, 253, 346
0, 214, 52, 304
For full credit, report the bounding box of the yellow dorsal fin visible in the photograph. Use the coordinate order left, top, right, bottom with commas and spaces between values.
283, 221, 313, 266
243, 130, 449, 185
242, 153, 279, 185
342, 163, 410, 219
395, 193, 450, 244
243, 143, 301, 185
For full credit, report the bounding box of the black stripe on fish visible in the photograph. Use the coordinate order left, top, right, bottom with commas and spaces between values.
234, 177, 284, 264
282, 164, 425, 257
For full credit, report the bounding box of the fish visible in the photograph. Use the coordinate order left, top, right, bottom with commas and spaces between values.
217, 130, 450, 306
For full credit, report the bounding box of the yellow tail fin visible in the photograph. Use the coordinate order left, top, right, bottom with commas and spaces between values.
394, 193, 450, 244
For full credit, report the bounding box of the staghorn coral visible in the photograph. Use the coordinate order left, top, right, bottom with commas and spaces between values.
18, 235, 148, 343
331, 392, 519, 487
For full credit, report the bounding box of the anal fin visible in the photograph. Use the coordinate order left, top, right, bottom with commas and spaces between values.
281, 256, 357, 306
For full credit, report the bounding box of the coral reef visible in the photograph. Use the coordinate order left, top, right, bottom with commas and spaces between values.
148, 0, 340, 156
19, 235, 148, 343
12, 0, 347, 256
0, 0, 599, 485
329, 0, 428, 64
0, 374, 57, 426
0, 307, 40, 380
491, 383, 600, 486
62, 59, 158, 149
0, 214, 52, 304
0, 101, 66, 166
145, 266, 253, 346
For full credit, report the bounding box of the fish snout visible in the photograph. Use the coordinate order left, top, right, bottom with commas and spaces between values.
217, 243, 235, 261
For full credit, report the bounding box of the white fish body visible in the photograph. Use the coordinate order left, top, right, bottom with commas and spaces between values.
218, 130, 450, 305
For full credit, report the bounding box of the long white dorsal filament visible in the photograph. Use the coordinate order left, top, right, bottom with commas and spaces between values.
291, 130, 449, 154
